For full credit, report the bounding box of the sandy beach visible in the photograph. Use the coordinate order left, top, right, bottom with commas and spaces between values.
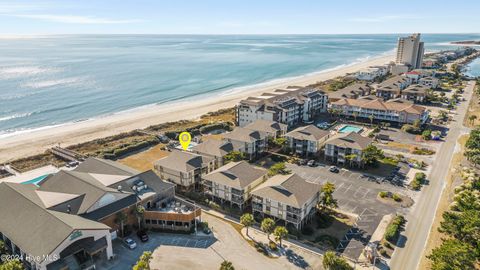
0, 54, 394, 163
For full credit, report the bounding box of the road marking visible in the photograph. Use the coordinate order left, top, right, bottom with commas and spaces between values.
343, 184, 352, 193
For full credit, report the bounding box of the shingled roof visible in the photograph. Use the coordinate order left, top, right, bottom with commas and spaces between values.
285, 125, 330, 141
155, 150, 214, 173
203, 161, 268, 190
325, 132, 373, 150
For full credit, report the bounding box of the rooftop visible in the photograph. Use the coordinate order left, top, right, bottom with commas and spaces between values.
331, 97, 426, 115
203, 161, 268, 190
244, 119, 287, 135
325, 132, 373, 150
223, 127, 267, 143
155, 150, 214, 173
285, 125, 330, 141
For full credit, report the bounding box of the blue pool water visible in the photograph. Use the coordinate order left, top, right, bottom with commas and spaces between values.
21, 174, 49, 186
338, 125, 362, 133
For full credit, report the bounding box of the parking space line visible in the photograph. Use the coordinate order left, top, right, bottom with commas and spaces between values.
343, 184, 352, 193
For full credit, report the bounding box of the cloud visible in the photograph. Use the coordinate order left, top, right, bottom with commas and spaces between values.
10, 14, 142, 24
349, 15, 415, 23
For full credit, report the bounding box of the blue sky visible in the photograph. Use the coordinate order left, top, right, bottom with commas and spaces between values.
1, 0, 479, 34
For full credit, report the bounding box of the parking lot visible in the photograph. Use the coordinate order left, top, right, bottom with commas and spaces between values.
288, 163, 412, 259
96, 233, 216, 270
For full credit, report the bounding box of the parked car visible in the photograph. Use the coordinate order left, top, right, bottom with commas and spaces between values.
329, 166, 339, 173
203, 227, 212, 235
298, 159, 307, 166
123, 238, 137, 249
307, 160, 317, 167
137, 230, 149, 242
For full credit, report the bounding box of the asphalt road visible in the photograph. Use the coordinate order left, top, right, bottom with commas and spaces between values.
389, 80, 475, 270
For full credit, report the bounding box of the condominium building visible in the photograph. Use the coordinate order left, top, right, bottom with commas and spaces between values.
191, 139, 235, 167
401, 85, 430, 103
236, 87, 328, 128
419, 77, 440, 89
154, 150, 216, 190
0, 157, 201, 270
324, 132, 374, 167
222, 127, 268, 160
252, 173, 320, 229
328, 83, 372, 102
329, 97, 429, 124
355, 65, 388, 81
284, 125, 331, 157
395, 33, 424, 69
202, 161, 268, 209
244, 119, 288, 139
375, 75, 412, 100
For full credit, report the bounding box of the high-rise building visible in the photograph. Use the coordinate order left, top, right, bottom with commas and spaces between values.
395, 33, 424, 69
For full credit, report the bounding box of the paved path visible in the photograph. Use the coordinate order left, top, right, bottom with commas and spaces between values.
389, 80, 476, 270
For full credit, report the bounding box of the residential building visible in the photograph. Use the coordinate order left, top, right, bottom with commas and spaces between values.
154, 150, 216, 190
395, 33, 424, 69
202, 161, 268, 209
284, 125, 330, 157
252, 173, 320, 229
328, 83, 372, 102
401, 85, 430, 103
244, 119, 288, 139
376, 75, 412, 100
390, 63, 409, 75
324, 132, 374, 167
404, 71, 422, 82
236, 87, 328, 128
419, 76, 440, 89
222, 127, 268, 160
355, 67, 382, 81
191, 139, 235, 167
0, 157, 201, 270
329, 97, 429, 124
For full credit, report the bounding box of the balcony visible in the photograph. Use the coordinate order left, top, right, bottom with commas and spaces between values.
286, 206, 301, 214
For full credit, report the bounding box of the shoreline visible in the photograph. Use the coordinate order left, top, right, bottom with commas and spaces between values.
0, 53, 394, 163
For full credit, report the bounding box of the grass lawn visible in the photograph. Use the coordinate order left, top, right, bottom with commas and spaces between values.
119, 144, 168, 171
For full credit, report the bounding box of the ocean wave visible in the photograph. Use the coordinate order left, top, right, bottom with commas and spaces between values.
0, 66, 61, 79
22, 77, 83, 89
0, 113, 32, 122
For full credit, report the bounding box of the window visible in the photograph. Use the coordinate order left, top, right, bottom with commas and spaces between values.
266, 206, 271, 212
152, 220, 158, 225
145, 219, 151, 224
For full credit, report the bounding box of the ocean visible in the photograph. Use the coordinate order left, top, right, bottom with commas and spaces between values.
1, 34, 479, 136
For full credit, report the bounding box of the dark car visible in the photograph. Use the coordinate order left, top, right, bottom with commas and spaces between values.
203, 227, 212, 235
137, 230, 149, 242
329, 166, 340, 173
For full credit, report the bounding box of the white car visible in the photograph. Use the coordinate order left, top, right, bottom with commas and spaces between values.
124, 238, 137, 249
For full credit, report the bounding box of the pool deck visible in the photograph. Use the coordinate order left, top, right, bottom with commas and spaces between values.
0, 165, 59, 184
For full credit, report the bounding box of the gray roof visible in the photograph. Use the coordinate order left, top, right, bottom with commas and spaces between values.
155, 150, 214, 173
75, 157, 139, 176
402, 84, 429, 94
377, 75, 410, 92
325, 132, 373, 150
285, 125, 330, 141
203, 161, 268, 189
39, 170, 132, 214
223, 127, 267, 143
328, 83, 371, 100
191, 140, 235, 158
0, 182, 109, 260
244, 120, 287, 135
252, 174, 319, 208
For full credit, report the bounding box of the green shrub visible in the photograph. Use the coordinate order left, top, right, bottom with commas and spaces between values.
268, 240, 278, 251
379, 191, 389, 198
392, 193, 402, 202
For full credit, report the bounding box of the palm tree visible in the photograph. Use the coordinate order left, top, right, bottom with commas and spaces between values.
240, 213, 254, 236
115, 211, 128, 237
322, 251, 353, 270
469, 115, 477, 125
318, 182, 338, 212
260, 218, 275, 240
352, 112, 358, 122
133, 251, 153, 270
136, 205, 146, 230
368, 114, 374, 126
219, 260, 235, 270
273, 226, 288, 247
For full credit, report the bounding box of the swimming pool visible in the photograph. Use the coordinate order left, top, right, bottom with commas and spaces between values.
338, 125, 363, 133
21, 174, 49, 186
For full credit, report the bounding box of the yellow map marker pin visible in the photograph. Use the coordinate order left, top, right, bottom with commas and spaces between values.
179, 132, 192, 150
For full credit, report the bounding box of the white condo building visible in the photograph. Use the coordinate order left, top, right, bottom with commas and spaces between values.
396, 33, 424, 69
236, 87, 328, 128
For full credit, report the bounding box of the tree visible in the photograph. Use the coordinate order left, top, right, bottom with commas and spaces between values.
240, 213, 254, 236
132, 251, 153, 270
469, 115, 477, 125
344, 154, 357, 167
361, 145, 384, 167
268, 162, 291, 176
422, 129, 432, 140
368, 114, 374, 125
322, 251, 353, 270
115, 211, 128, 237
219, 260, 235, 270
273, 137, 287, 148
224, 151, 246, 162
427, 239, 477, 270
136, 205, 146, 230
273, 226, 288, 247
260, 218, 275, 240
439, 209, 480, 250
0, 260, 24, 270
318, 182, 338, 211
